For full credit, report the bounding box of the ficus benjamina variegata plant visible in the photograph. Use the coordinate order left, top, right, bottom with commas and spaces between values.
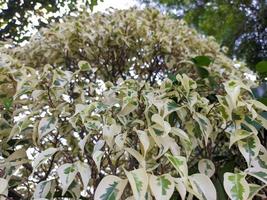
0, 8, 266, 200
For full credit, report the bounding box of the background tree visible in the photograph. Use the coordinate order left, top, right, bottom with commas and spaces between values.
141, 0, 267, 68
0, 0, 102, 42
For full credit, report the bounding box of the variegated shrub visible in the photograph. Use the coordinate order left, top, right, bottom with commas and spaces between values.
0, 8, 266, 200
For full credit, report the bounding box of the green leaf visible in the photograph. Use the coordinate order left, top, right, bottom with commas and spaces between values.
192, 56, 212, 67
196, 66, 210, 78
255, 61, 267, 74
3, 98, 13, 110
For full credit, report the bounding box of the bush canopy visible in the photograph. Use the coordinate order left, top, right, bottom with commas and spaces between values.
0, 8, 266, 200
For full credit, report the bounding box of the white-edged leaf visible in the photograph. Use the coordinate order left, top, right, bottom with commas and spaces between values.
32, 148, 58, 171
78, 134, 90, 155
238, 135, 260, 166
57, 163, 78, 195
103, 123, 121, 148
93, 150, 104, 172
252, 145, 267, 169
0, 178, 8, 195
247, 167, 267, 184
38, 117, 57, 139
151, 114, 171, 137
125, 168, 148, 200
223, 172, 249, 200
135, 129, 150, 157
166, 154, 188, 177
77, 161, 91, 188
193, 113, 212, 145
33, 179, 55, 199
149, 174, 174, 200
248, 184, 264, 200
198, 159, 215, 177
230, 129, 252, 147
189, 173, 216, 200
174, 178, 186, 200
94, 175, 127, 200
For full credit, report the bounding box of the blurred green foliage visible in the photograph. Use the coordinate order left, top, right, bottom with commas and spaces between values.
141, 0, 267, 68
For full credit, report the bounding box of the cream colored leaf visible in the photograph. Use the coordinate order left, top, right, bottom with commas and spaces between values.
125, 168, 148, 200
149, 174, 175, 200
189, 173, 216, 200
223, 172, 249, 200
93, 150, 104, 172
174, 178, 186, 200
57, 163, 78, 195
77, 161, 91, 189
198, 159, 215, 177
94, 175, 127, 200
32, 148, 58, 171
38, 116, 57, 139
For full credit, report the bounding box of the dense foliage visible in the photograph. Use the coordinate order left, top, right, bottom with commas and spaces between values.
141, 0, 267, 67
0, 8, 267, 199
0, 0, 101, 42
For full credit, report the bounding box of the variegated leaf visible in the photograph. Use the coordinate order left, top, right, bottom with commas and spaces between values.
57, 163, 78, 195
198, 159, 215, 177
94, 175, 127, 200
149, 174, 175, 200
125, 168, 148, 200
223, 172, 249, 200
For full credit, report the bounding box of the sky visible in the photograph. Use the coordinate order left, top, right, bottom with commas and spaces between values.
94, 0, 139, 12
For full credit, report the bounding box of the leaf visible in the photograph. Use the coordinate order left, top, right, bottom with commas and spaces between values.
248, 184, 263, 200
247, 167, 267, 184
238, 135, 260, 166
32, 148, 59, 171
198, 159, 215, 177
103, 123, 121, 148
166, 154, 188, 177
223, 172, 249, 200
174, 178, 186, 200
193, 113, 212, 145
76, 161, 91, 189
125, 168, 148, 200
38, 117, 57, 139
93, 150, 104, 172
255, 61, 267, 74
192, 56, 212, 67
251, 145, 267, 169
118, 102, 138, 116
94, 175, 127, 200
149, 174, 175, 200
151, 114, 171, 137
78, 60, 91, 71
189, 173, 217, 200
196, 66, 210, 78
229, 129, 252, 147
33, 179, 55, 199
135, 129, 150, 157
0, 178, 8, 195
57, 163, 77, 195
